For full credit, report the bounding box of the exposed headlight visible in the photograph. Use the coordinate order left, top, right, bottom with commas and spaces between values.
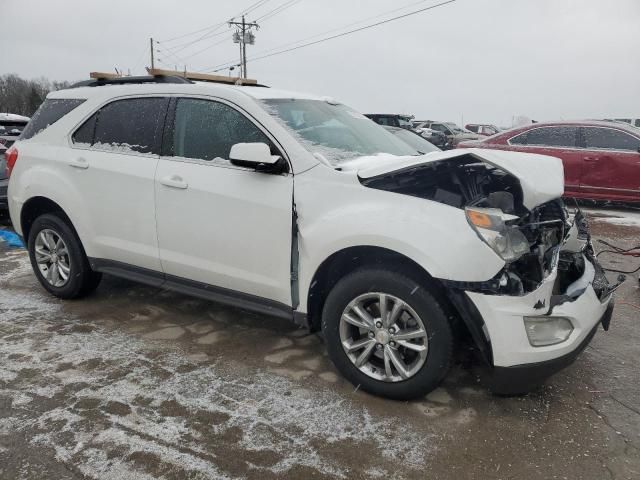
465, 207, 530, 262
524, 316, 574, 346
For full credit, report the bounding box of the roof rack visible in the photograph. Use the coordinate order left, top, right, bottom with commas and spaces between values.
146, 68, 261, 86
71, 71, 192, 88
70, 69, 266, 89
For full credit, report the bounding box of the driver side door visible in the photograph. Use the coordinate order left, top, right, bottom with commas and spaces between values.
155, 97, 294, 307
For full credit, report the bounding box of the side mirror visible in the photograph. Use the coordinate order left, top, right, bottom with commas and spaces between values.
229, 142, 285, 173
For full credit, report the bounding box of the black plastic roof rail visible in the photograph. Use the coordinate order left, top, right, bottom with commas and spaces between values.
70, 75, 193, 88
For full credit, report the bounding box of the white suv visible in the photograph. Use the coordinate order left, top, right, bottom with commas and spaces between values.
6, 75, 617, 399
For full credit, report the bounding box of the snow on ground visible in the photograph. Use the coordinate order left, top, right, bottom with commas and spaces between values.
584, 207, 640, 227
0, 251, 441, 479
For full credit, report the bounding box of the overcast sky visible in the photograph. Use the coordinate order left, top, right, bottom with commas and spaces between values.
2, 0, 639, 126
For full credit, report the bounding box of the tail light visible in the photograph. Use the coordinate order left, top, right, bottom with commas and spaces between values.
5, 147, 18, 177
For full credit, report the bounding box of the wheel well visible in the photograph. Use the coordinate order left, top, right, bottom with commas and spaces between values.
307, 246, 445, 331
306, 246, 493, 363
20, 197, 72, 245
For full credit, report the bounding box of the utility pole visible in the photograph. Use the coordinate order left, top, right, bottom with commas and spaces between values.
229, 16, 258, 78
150, 38, 155, 69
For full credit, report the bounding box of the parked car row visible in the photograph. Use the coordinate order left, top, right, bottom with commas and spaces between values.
0, 113, 30, 148
459, 120, 640, 203
4, 72, 617, 400
363, 112, 639, 203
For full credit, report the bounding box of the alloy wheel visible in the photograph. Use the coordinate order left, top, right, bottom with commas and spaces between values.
34, 229, 71, 288
339, 292, 429, 382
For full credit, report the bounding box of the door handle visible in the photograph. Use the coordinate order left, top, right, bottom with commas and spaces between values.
583, 156, 600, 162
68, 157, 89, 169
160, 175, 188, 189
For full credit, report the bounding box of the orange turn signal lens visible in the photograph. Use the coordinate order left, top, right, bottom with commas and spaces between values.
467, 210, 493, 229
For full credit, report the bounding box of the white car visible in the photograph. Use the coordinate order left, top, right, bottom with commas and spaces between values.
6, 75, 617, 399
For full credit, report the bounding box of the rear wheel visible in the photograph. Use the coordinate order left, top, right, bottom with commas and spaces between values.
322, 268, 453, 400
27, 213, 101, 299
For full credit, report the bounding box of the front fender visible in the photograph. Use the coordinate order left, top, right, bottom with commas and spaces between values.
295, 167, 505, 312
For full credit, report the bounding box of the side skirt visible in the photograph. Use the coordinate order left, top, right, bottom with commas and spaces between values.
89, 258, 295, 321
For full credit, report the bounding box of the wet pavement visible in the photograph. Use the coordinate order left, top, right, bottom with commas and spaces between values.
0, 209, 639, 479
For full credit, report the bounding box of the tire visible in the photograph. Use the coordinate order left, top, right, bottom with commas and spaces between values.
27, 213, 102, 299
322, 268, 453, 400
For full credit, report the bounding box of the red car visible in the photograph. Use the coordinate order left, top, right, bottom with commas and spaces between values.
458, 121, 640, 203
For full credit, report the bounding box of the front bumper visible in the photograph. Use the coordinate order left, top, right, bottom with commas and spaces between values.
489, 302, 613, 394
462, 251, 614, 391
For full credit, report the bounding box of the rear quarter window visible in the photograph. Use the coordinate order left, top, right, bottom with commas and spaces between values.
72, 98, 168, 155
20, 99, 86, 140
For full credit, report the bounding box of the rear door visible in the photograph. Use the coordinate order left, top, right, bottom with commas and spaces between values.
579, 126, 640, 201
70, 96, 168, 271
507, 126, 582, 196
155, 97, 294, 306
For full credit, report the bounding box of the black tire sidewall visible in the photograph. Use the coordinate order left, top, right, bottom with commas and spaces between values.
27, 214, 95, 299
322, 268, 452, 400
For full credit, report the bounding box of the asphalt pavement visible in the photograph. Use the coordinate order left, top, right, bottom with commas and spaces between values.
0, 209, 638, 479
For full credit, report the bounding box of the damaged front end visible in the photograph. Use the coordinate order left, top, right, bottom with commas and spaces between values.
358, 150, 620, 304
358, 149, 621, 385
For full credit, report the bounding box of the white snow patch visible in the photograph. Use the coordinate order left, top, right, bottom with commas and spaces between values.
0, 251, 438, 477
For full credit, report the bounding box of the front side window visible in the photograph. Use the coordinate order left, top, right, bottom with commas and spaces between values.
584, 127, 640, 152
262, 99, 417, 164
514, 127, 577, 147
21, 99, 85, 140
169, 98, 271, 162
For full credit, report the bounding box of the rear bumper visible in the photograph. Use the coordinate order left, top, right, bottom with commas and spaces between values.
489, 302, 613, 394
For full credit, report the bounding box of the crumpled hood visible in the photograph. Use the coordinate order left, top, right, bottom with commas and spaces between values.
342, 148, 565, 210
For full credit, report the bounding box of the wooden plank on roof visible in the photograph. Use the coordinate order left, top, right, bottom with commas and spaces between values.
89, 72, 123, 80
146, 67, 257, 85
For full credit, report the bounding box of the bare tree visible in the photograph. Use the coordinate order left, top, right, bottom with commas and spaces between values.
0, 74, 72, 116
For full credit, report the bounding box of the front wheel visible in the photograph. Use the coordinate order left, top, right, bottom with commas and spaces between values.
27, 213, 102, 299
322, 268, 453, 400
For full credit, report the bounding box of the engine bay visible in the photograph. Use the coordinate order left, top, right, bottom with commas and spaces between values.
360, 155, 577, 295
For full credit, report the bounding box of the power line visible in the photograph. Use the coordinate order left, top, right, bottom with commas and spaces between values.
158, 0, 270, 47
237, 0, 272, 17
249, 0, 430, 62
160, 27, 230, 54
160, 21, 227, 44
178, 35, 233, 62
203, 0, 454, 73
202, 0, 436, 72
255, 0, 304, 22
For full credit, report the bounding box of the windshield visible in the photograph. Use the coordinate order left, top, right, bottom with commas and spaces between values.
262, 99, 417, 164
392, 129, 440, 154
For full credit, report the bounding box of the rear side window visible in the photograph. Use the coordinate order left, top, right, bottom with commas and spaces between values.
169, 98, 270, 161
20, 99, 85, 140
583, 127, 640, 152
73, 98, 168, 155
512, 127, 577, 147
